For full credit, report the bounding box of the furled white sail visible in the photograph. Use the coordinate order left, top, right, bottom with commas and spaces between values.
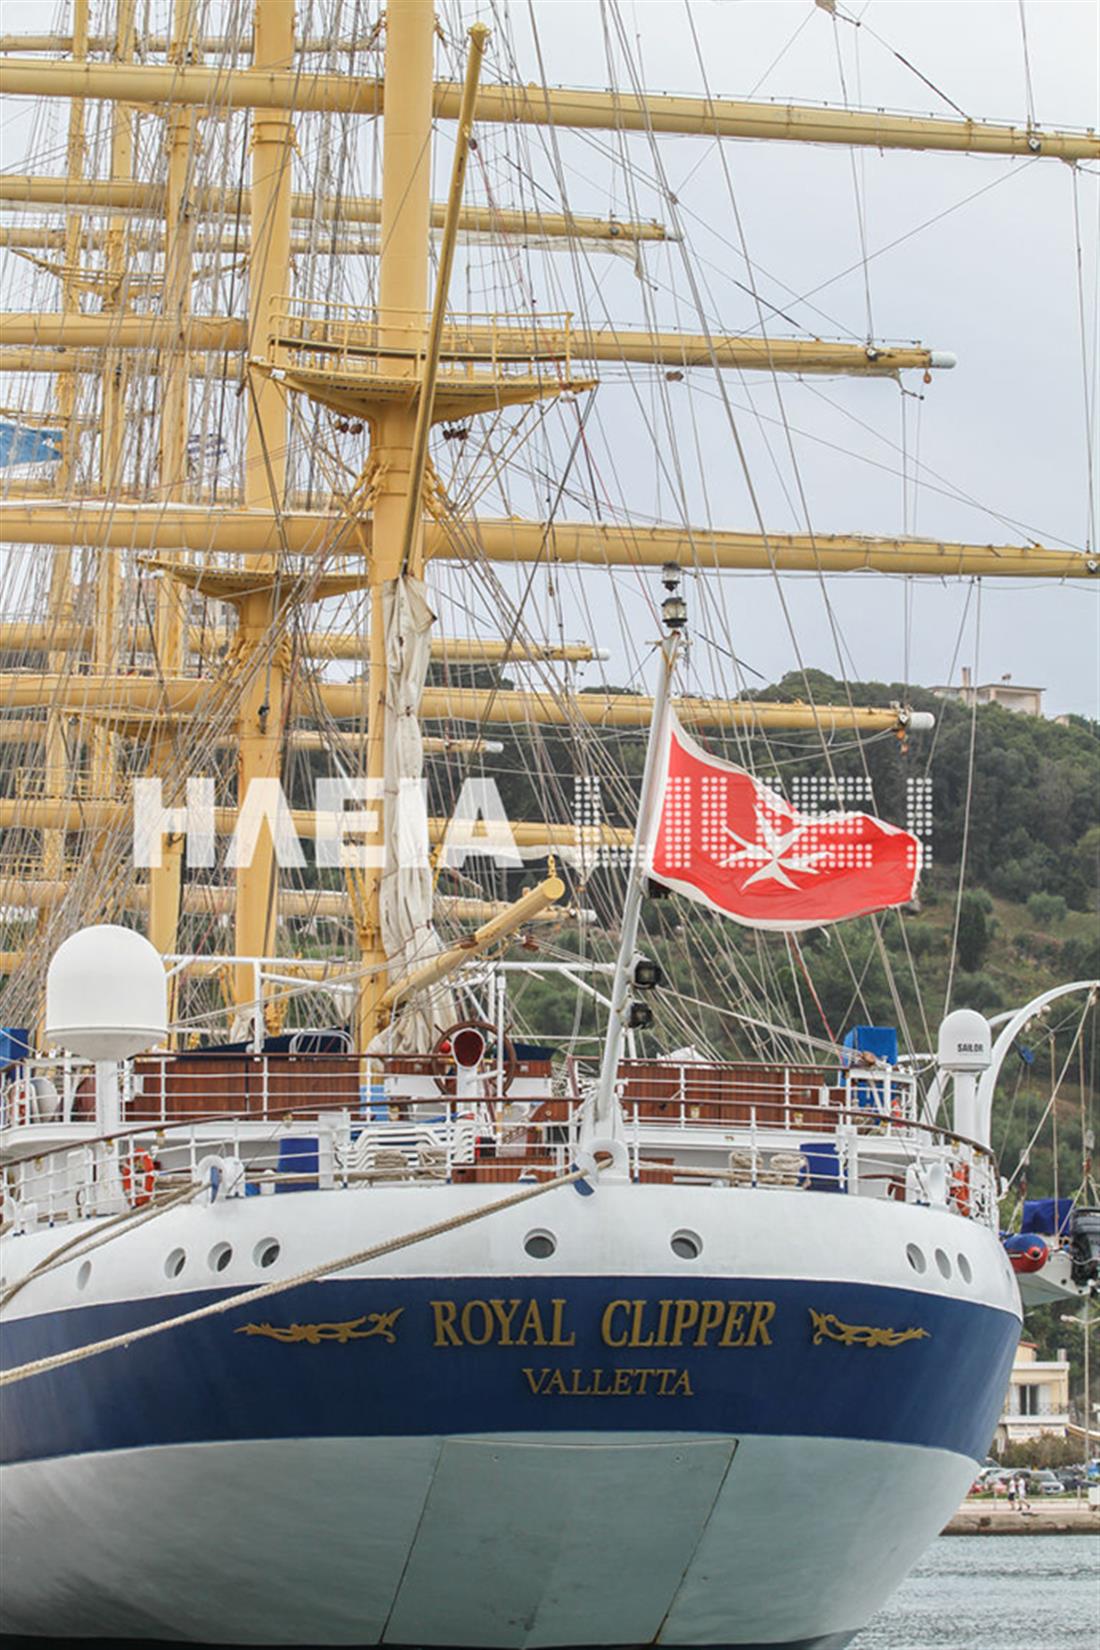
378, 575, 456, 1052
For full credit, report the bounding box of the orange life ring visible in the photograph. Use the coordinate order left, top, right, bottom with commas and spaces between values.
121, 1149, 156, 1208
949, 1163, 971, 1217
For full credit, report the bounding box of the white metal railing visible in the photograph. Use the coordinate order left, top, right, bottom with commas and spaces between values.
1, 1051, 998, 1234
0, 1098, 585, 1229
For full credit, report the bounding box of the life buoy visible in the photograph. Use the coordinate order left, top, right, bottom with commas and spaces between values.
121, 1149, 156, 1208
1003, 1234, 1049, 1274
949, 1163, 971, 1217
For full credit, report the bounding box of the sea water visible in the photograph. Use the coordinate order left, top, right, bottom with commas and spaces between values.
851, 1534, 1099, 1648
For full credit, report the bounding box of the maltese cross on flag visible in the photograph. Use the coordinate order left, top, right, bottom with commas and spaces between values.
647, 713, 921, 931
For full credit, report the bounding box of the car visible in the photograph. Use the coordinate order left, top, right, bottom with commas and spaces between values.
1028, 1469, 1066, 1495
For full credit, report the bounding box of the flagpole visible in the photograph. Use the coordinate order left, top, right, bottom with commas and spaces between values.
589, 575, 686, 1138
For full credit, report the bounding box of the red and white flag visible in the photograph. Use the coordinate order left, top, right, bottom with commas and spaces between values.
645, 711, 921, 931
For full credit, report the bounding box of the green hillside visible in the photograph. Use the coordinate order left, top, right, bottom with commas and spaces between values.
456, 667, 1098, 1045
449, 665, 1097, 1188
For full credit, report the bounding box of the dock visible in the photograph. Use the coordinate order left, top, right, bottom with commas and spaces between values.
945, 1500, 1100, 1535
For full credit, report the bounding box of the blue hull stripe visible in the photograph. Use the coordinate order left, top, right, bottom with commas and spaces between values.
0, 1276, 1018, 1466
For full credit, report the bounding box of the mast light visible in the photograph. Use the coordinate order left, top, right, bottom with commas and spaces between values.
661, 564, 687, 630
633, 957, 664, 991
661, 595, 688, 631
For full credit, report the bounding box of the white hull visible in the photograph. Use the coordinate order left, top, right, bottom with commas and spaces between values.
0, 1184, 1021, 1646
1, 1433, 976, 1647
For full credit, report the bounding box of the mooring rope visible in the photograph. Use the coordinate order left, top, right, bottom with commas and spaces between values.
0, 1167, 585, 1389
0, 1183, 202, 1311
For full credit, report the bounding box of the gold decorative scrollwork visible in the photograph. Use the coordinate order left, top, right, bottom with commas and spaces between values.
235, 1309, 404, 1345
809, 1308, 929, 1349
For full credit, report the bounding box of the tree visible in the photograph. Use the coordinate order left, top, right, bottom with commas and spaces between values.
1027, 891, 1068, 928
956, 891, 993, 971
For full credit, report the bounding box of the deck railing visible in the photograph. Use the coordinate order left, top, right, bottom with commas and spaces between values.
267, 297, 577, 380
1, 1051, 998, 1232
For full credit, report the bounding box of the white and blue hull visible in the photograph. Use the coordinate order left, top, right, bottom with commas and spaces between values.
0, 1185, 1021, 1646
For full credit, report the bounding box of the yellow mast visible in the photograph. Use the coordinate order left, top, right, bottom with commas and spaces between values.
351, 0, 437, 1050
1, 57, 1096, 161
396, 20, 489, 574
0, 312, 956, 377
147, 0, 196, 973
88, 0, 135, 808
0, 30, 387, 57
229, 0, 295, 1024
52, 2, 86, 498
37, 0, 87, 919
380, 875, 564, 1012
98, 1, 134, 494
2, 503, 1094, 578
0, 622, 608, 666
0, 880, 576, 927
2, 4, 1093, 1040
0, 674, 932, 734
157, 0, 197, 506
0, 174, 669, 245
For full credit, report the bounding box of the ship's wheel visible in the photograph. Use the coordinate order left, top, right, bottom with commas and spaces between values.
432, 1020, 517, 1097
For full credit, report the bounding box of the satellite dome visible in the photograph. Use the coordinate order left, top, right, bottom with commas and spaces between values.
936, 1008, 992, 1073
46, 925, 167, 1061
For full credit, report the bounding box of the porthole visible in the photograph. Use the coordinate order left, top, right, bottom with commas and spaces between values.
957, 1253, 973, 1284
164, 1247, 186, 1280
671, 1229, 703, 1261
905, 1243, 927, 1275
208, 1242, 233, 1274
254, 1238, 280, 1270
76, 1259, 92, 1290
524, 1230, 556, 1260
934, 1248, 952, 1279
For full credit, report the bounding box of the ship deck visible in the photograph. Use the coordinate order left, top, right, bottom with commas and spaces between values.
0, 1050, 998, 1232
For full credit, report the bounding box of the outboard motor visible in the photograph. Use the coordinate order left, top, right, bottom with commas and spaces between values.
1069, 1207, 1100, 1290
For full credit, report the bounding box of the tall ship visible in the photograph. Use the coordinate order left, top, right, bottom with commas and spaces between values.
0, 4, 1097, 1646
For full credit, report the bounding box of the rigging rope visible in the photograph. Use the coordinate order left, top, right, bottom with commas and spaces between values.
0, 1166, 585, 1389
1004, 997, 1093, 1189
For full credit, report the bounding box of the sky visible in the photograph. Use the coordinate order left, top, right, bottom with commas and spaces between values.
0, 0, 1097, 716
449, 0, 1100, 718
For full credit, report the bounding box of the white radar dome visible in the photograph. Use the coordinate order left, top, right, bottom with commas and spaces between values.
46, 925, 167, 1060
936, 1008, 992, 1073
